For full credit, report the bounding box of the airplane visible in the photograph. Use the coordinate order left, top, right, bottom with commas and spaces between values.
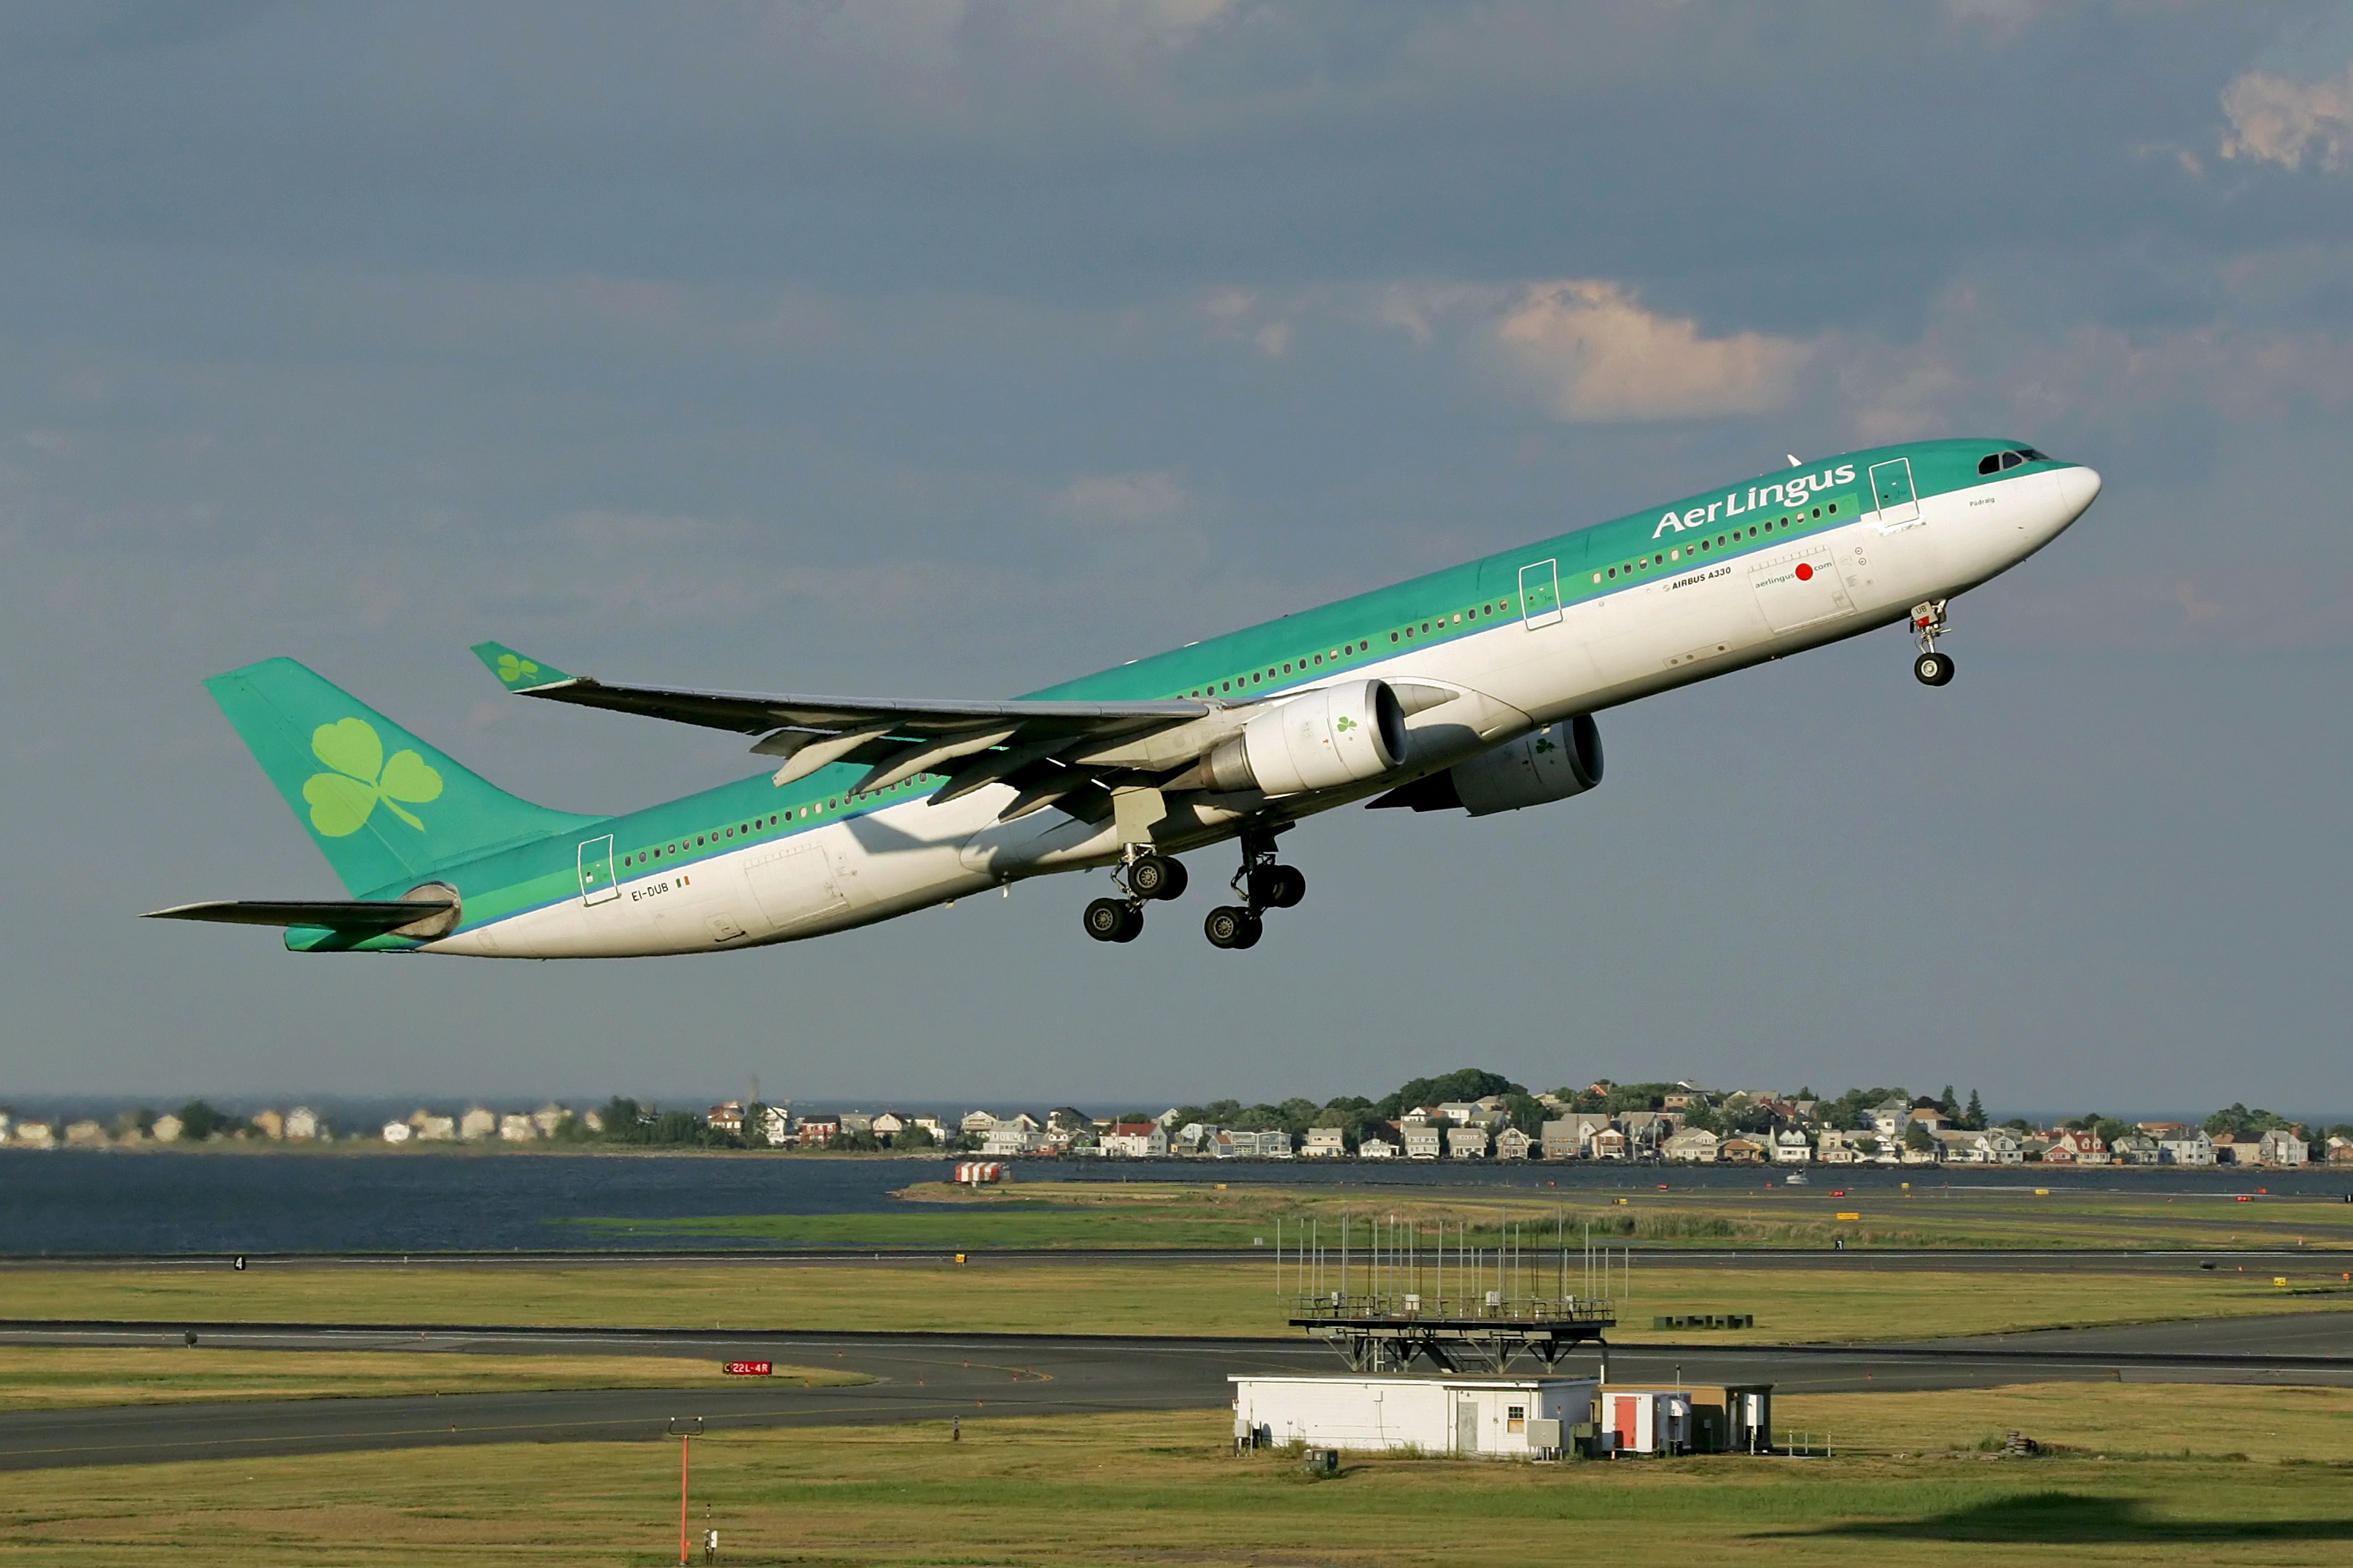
148, 438, 2099, 957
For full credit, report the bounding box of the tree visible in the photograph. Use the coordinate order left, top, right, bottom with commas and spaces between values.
2204, 1104, 2290, 1140
175, 1100, 228, 1141
1502, 1093, 1548, 1134
1376, 1069, 1525, 1119
1905, 1121, 1934, 1152
1964, 1090, 1986, 1131
1940, 1085, 1959, 1120
897, 1123, 936, 1150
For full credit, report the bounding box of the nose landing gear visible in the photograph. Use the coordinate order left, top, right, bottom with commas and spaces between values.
1205, 830, 1304, 951
1080, 848, 1189, 943
1910, 600, 1955, 687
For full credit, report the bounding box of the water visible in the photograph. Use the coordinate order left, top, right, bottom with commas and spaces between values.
1, 1149, 2343, 1256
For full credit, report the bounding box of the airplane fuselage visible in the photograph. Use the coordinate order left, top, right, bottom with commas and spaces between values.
311, 438, 2099, 958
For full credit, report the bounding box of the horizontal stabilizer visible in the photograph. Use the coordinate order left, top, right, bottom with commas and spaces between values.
142, 899, 454, 931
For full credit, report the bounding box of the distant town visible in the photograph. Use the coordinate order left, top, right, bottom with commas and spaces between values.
4, 1069, 2346, 1169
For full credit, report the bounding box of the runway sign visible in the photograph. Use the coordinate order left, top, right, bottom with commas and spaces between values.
723, 1360, 773, 1376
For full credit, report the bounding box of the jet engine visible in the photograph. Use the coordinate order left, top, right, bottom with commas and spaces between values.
1369, 715, 1603, 816
1202, 679, 1409, 797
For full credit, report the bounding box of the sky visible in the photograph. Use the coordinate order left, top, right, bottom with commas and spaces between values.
3, 1, 2350, 1116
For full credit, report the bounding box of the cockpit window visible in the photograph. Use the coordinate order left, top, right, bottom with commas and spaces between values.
1978, 447, 2049, 475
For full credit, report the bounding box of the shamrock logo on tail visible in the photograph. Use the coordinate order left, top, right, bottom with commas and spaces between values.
495, 653, 540, 685
303, 718, 444, 837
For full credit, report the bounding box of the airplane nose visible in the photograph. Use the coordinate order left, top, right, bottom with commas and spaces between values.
2056, 464, 2102, 516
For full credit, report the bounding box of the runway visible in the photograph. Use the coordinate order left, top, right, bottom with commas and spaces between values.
2, 1310, 2349, 1470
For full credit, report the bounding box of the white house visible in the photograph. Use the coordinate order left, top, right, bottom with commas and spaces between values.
1663, 1128, 1719, 1163
1303, 1126, 1348, 1158
284, 1107, 321, 1141
1496, 1126, 1534, 1161
1358, 1136, 1398, 1160
2159, 1130, 2217, 1166
1816, 1128, 1859, 1164
1772, 1130, 1812, 1164
499, 1113, 537, 1142
150, 1113, 184, 1143
1402, 1120, 1444, 1160
1445, 1124, 1490, 1159
757, 1105, 793, 1146
381, 1120, 413, 1144
459, 1107, 498, 1141
1101, 1122, 1170, 1158
2256, 1128, 2310, 1166
981, 1123, 1043, 1156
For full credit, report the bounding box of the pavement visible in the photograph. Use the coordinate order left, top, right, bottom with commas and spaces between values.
2, 1311, 2351, 1471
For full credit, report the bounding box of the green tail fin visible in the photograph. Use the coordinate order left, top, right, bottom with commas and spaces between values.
205, 658, 599, 895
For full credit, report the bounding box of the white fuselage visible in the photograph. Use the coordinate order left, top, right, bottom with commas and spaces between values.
429, 464, 2096, 959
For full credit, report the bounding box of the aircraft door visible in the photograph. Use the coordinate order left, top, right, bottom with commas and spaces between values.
1869, 458, 1920, 529
1518, 559, 1563, 628
577, 835, 619, 907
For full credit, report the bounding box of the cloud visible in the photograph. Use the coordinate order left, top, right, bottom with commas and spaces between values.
1052, 469, 1189, 526
1494, 279, 1813, 422
2220, 61, 2353, 173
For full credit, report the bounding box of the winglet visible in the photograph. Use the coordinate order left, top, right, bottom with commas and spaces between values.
471, 642, 574, 693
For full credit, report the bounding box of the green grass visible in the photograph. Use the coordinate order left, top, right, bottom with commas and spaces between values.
0, 1346, 866, 1411
578, 1177, 2353, 1255
4, 1257, 2349, 1345
5, 1397, 2353, 1565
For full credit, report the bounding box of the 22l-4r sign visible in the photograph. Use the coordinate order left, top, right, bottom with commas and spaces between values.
723, 1361, 772, 1377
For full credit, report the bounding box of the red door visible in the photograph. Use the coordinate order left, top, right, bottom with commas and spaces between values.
1613, 1396, 1639, 1453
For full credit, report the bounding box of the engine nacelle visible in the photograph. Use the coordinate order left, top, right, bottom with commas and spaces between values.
1370, 715, 1603, 816
1204, 679, 1409, 797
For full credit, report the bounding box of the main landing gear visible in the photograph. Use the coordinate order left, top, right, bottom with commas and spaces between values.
1080, 849, 1189, 944
1204, 831, 1306, 952
1910, 599, 1955, 687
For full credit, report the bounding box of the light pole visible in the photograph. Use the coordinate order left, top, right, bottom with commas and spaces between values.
666, 1416, 704, 1565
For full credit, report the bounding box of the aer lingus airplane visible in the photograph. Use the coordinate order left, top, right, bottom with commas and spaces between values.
150, 439, 2098, 956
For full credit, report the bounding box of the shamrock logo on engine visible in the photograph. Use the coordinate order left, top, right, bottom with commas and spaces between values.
302, 718, 444, 837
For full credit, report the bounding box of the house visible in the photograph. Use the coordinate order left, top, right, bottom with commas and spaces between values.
2328, 1135, 2353, 1167
1446, 1124, 1491, 1159
960, 1109, 1003, 1136
1868, 1099, 1910, 1140
1302, 1126, 1348, 1158
980, 1120, 1040, 1156
2040, 1129, 2107, 1164
1402, 1120, 1444, 1160
1619, 1111, 1673, 1156
14, 1120, 55, 1147
499, 1113, 537, 1142
757, 1105, 793, 1146
2256, 1128, 2310, 1166
1719, 1135, 1767, 1164
412, 1112, 458, 1142
1934, 1128, 2023, 1164
284, 1107, 321, 1141
1496, 1126, 1534, 1161
1663, 1128, 1719, 1163
1816, 1128, 1859, 1164
838, 1113, 875, 1137
64, 1120, 109, 1146
2108, 1131, 2161, 1165
1541, 1114, 1611, 1161
1771, 1130, 1812, 1164
912, 1115, 947, 1142
1433, 1101, 1480, 1126
2159, 1130, 2216, 1166
707, 1102, 745, 1136
1173, 1122, 1217, 1155
381, 1120, 413, 1144
459, 1107, 498, 1141
871, 1112, 909, 1139
251, 1109, 284, 1139
1587, 1126, 1628, 1161
1358, 1135, 1399, 1159
1101, 1121, 1170, 1158
798, 1115, 842, 1148
150, 1113, 184, 1143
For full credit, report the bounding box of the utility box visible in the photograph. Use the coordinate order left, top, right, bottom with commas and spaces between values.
1598, 1384, 1773, 1455
1232, 1376, 1599, 1458
1598, 1387, 1692, 1456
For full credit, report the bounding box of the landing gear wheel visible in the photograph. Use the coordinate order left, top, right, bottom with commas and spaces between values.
1258, 865, 1305, 908
1084, 897, 1143, 943
1127, 854, 1188, 902
1913, 650, 1955, 687
1204, 905, 1262, 950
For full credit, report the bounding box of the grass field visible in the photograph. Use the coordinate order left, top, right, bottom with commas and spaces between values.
575, 1176, 2353, 1253
6, 1392, 2353, 1566
4, 1257, 2349, 1344
0, 1346, 864, 1411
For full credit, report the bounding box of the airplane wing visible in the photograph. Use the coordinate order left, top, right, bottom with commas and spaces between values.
470, 642, 1224, 818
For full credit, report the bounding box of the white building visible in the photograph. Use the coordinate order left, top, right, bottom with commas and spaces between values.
499, 1113, 538, 1142
459, 1107, 497, 1141
1772, 1131, 1812, 1163
1302, 1126, 1347, 1158
2159, 1130, 2217, 1166
284, 1107, 322, 1141
1232, 1376, 1597, 1458
381, 1120, 413, 1144
2257, 1128, 2310, 1166
1663, 1128, 1719, 1163
981, 1123, 1042, 1156
1358, 1136, 1397, 1160
1816, 1128, 1859, 1164
149, 1114, 184, 1143
1402, 1120, 1443, 1160
1496, 1126, 1534, 1161
1445, 1124, 1490, 1159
